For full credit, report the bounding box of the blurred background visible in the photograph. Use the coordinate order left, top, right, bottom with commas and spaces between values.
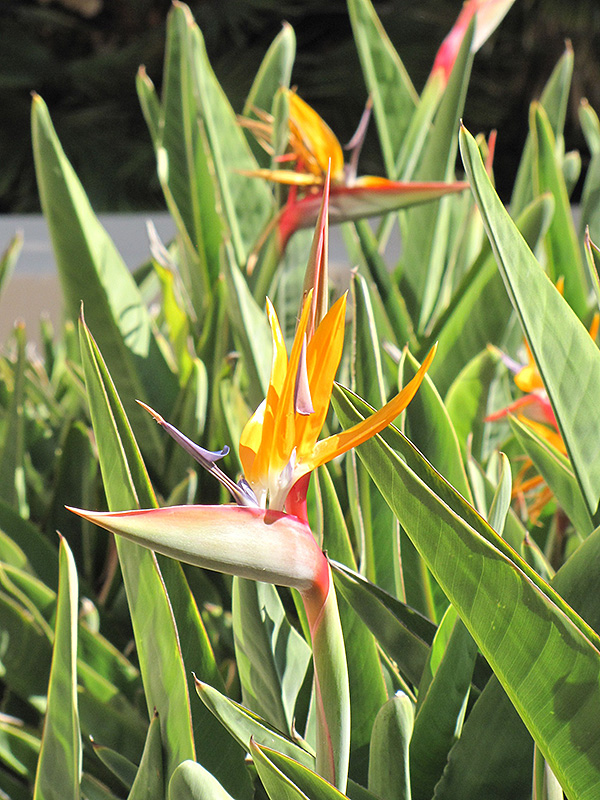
1, 0, 600, 215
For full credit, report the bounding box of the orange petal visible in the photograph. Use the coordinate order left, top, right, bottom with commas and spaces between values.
514, 363, 544, 393
516, 416, 567, 457
296, 294, 347, 460
269, 291, 314, 474
239, 168, 323, 187
287, 91, 345, 181
243, 298, 289, 483
308, 344, 436, 471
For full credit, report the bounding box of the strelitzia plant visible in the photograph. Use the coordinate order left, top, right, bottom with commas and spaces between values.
69, 179, 435, 792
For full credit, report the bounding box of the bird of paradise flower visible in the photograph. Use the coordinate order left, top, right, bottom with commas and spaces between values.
69, 177, 435, 791
240, 87, 469, 265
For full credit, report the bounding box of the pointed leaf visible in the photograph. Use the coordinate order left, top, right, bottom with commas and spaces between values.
233, 577, 311, 734
0, 232, 22, 302
0, 323, 27, 515
317, 466, 387, 786
347, 0, 418, 177
461, 122, 600, 519
511, 45, 573, 216
531, 102, 588, 316
409, 606, 477, 800
33, 536, 81, 800
333, 388, 600, 800
436, 517, 600, 800
183, 5, 274, 266
168, 760, 237, 800
31, 95, 177, 464
127, 711, 163, 800
368, 693, 413, 800
243, 23, 296, 167
78, 316, 196, 781
399, 19, 474, 328
331, 560, 436, 687
195, 679, 315, 768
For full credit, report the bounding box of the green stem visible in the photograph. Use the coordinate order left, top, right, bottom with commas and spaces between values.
302, 564, 350, 793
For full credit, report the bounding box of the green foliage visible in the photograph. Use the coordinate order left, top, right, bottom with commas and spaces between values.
4, 1, 600, 799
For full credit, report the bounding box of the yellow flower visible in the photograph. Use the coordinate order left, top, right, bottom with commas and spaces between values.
239, 289, 436, 513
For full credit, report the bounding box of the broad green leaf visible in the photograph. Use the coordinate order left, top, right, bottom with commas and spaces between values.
368, 693, 413, 800
168, 760, 237, 800
402, 350, 472, 502
349, 273, 403, 596
183, 5, 274, 267
79, 317, 250, 797
399, 19, 474, 329
531, 102, 587, 317
511, 45, 573, 216
510, 415, 593, 537
242, 23, 296, 167
331, 561, 435, 688
223, 251, 272, 406
31, 95, 177, 464
461, 123, 600, 520
78, 315, 194, 779
435, 519, 600, 800
232, 578, 311, 735
33, 536, 81, 800
347, 0, 418, 177
317, 466, 387, 785
157, 6, 222, 293
409, 605, 477, 800
427, 193, 554, 398
333, 388, 600, 800
127, 711, 163, 800
0, 501, 57, 587
195, 679, 315, 768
